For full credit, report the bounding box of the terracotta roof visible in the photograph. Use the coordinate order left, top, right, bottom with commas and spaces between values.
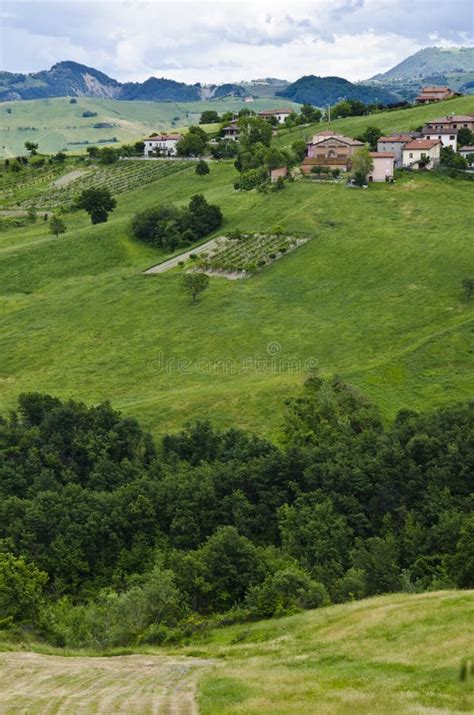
403, 139, 441, 150
369, 152, 396, 158
378, 135, 412, 143
459, 146, 474, 151
258, 108, 293, 115
147, 133, 182, 141
419, 86, 451, 92
425, 115, 474, 123
309, 133, 363, 147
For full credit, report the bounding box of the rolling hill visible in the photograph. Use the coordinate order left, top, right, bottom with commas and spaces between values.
1, 592, 472, 713
1, 95, 473, 437
276, 75, 398, 105
0, 96, 301, 157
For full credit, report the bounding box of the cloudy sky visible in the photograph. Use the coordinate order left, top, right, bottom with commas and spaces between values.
1, 0, 473, 84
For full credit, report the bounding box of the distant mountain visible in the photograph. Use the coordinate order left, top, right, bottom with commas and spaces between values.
372, 47, 474, 81
0, 61, 122, 101
276, 75, 398, 106
120, 77, 200, 102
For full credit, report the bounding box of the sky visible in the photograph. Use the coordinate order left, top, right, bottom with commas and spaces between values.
1, 0, 473, 84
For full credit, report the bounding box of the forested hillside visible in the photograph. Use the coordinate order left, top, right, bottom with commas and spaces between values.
0, 384, 472, 648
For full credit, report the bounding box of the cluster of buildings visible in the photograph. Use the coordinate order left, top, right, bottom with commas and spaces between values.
300, 113, 474, 181
222, 108, 294, 141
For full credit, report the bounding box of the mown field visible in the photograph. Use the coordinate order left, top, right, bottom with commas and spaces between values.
0, 96, 301, 157
1, 592, 472, 714
0, 144, 473, 436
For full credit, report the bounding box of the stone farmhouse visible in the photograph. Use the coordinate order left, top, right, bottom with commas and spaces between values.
415, 86, 459, 104
144, 133, 183, 157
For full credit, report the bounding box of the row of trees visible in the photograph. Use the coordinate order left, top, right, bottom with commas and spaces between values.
0, 380, 471, 647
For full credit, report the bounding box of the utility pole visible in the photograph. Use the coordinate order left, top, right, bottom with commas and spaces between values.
327, 104, 331, 122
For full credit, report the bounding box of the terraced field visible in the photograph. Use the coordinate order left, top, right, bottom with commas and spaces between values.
0, 652, 215, 714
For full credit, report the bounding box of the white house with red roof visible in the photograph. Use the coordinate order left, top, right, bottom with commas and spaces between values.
402, 139, 442, 169
144, 133, 183, 157
258, 108, 294, 124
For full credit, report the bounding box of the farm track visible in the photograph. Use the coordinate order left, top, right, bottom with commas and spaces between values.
0, 652, 216, 714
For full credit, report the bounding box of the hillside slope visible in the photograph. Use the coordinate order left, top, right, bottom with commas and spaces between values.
372, 46, 474, 80
0, 149, 472, 436
195, 591, 474, 714
276, 74, 398, 105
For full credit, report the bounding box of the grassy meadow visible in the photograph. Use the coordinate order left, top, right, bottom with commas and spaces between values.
194, 591, 474, 714
0, 96, 301, 157
0, 147, 473, 436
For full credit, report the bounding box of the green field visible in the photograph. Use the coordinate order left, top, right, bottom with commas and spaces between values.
0, 96, 301, 157
195, 591, 474, 714
1, 131, 473, 436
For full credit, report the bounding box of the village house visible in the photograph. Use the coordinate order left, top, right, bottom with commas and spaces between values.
301, 131, 364, 173
258, 108, 293, 124
415, 86, 459, 104
423, 115, 474, 132
402, 139, 441, 170
459, 146, 474, 168
368, 152, 396, 182
377, 135, 413, 166
221, 121, 240, 141
143, 133, 183, 157
421, 127, 457, 150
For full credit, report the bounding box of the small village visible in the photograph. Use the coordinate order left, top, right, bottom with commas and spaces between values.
140, 85, 474, 188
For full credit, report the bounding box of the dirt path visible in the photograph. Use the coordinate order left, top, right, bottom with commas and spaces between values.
0, 651, 216, 714
53, 170, 89, 188
144, 237, 228, 275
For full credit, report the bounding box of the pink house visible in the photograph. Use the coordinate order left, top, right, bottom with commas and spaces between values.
368, 152, 396, 182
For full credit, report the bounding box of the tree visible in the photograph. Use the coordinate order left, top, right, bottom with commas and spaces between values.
99, 147, 118, 164
456, 127, 474, 148
195, 159, 210, 175
351, 146, 373, 186
292, 139, 308, 162
298, 104, 322, 124
176, 126, 208, 157
200, 110, 220, 124
182, 272, 210, 304
49, 215, 66, 238
0, 552, 47, 624
237, 116, 272, 148
77, 187, 117, 224
86, 146, 100, 159
53, 151, 66, 163
355, 126, 383, 151
24, 141, 38, 155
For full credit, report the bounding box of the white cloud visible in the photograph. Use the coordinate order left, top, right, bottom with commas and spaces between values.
1, 1, 472, 83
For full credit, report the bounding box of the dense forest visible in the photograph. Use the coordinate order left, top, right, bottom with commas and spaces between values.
0, 377, 472, 648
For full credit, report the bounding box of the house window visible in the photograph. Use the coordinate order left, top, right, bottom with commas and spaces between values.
409, 153, 413, 158
450, 135, 455, 140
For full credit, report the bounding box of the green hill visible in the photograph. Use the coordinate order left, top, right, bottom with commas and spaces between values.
275, 95, 474, 148
195, 591, 474, 714
0, 96, 301, 158
372, 46, 474, 81
1, 97, 473, 436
